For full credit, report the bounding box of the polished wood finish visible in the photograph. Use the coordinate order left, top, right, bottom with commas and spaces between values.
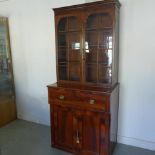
48, 84, 119, 155
54, 0, 120, 88
48, 1, 120, 155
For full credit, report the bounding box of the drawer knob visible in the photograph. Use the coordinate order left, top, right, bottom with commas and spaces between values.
89, 99, 95, 105
59, 95, 64, 100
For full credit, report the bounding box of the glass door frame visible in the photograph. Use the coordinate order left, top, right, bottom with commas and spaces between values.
0, 17, 15, 102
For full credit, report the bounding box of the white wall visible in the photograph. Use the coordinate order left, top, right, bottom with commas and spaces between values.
0, 0, 155, 151
86, 0, 155, 151
118, 0, 155, 150
0, 0, 85, 125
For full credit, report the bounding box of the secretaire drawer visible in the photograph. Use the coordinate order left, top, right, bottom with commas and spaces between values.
48, 87, 74, 101
48, 87, 109, 111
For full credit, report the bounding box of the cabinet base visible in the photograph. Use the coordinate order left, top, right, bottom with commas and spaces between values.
51, 142, 117, 155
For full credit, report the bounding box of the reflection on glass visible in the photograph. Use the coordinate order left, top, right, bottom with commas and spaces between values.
106, 68, 112, 83
104, 36, 112, 49
106, 49, 112, 66
84, 13, 113, 84
71, 42, 80, 50
68, 32, 80, 48
85, 42, 89, 53
58, 18, 67, 31
58, 34, 67, 46
108, 36, 112, 48
103, 35, 112, 49
0, 22, 14, 104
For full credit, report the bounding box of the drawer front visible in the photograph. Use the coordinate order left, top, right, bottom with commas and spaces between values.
48, 87, 109, 111
49, 88, 73, 101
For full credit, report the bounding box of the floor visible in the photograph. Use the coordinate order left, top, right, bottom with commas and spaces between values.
0, 120, 154, 155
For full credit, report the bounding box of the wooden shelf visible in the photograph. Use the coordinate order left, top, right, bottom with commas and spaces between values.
85, 27, 113, 31
58, 29, 80, 33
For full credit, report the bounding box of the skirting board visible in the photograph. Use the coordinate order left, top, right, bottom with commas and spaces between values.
17, 113, 155, 151
117, 135, 155, 151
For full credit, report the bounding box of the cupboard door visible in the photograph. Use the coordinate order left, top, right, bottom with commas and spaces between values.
84, 12, 113, 84
57, 16, 82, 82
52, 104, 110, 155
82, 111, 109, 155
73, 111, 83, 153
53, 105, 74, 150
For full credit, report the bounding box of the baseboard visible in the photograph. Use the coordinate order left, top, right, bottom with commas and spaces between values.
117, 135, 155, 151
17, 113, 155, 151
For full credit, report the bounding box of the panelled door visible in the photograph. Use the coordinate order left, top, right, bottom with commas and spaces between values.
82, 111, 110, 155
53, 103, 109, 155
53, 104, 74, 150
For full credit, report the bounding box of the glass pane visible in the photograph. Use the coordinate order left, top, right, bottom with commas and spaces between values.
86, 14, 98, 30
99, 28, 112, 48
57, 16, 81, 82
68, 32, 80, 48
68, 32, 80, 62
69, 62, 80, 81
107, 49, 112, 66
85, 64, 97, 83
99, 13, 112, 28
58, 47, 67, 62
0, 24, 14, 104
58, 33, 67, 46
85, 46, 97, 63
85, 13, 113, 84
68, 16, 80, 31
85, 31, 98, 46
98, 65, 112, 83
58, 18, 67, 31
71, 42, 80, 50
98, 49, 112, 66
69, 49, 80, 62
58, 64, 67, 80
98, 49, 108, 64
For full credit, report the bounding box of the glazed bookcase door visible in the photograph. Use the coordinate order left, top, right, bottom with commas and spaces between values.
84, 12, 113, 85
57, 16, 82, 82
